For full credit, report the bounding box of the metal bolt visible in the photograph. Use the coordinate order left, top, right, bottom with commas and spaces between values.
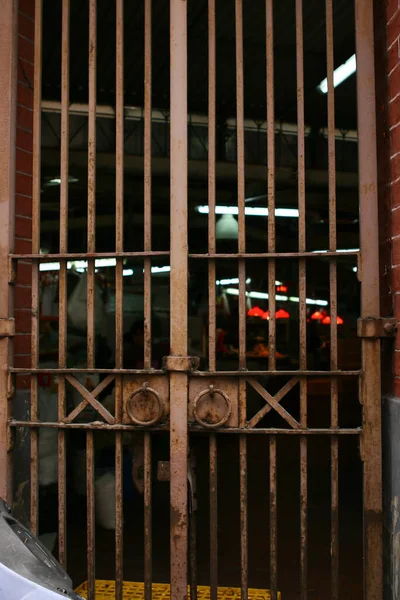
384, 321, 396, 335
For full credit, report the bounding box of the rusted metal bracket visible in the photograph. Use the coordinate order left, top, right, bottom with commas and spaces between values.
357, 317, 397, 339
157, 461, 171, 482
7, 372, 14, 399
6, 425, 14, 452
157, 456, 197, 512
8, 257, 16, 285
0, 318, 15, 338
163, 355, 200, 372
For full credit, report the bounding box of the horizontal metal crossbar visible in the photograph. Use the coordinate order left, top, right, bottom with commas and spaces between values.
9, 368, 360, 377
8, 420, 361, 435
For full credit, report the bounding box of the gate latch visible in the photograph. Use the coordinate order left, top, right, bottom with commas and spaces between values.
357, 317, 397, 339
0, 318, 15, 338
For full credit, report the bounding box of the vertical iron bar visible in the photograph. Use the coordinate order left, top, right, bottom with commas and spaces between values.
266, 4, 277, 596
269, 437, 278, 600
115, 423, 123, 600
144, 0, 152, 370
236, 1, 247, 597
325, 1, 339, 597
87, 0, 96, 369
239, 431, 248, 600
58, 0, 70, 569
208, 0, 216, 374
0, 0, 17, 505
115, 0, 124, 595
86, 431, 95, 600
209, 435, 218, 600
144, 5, 153, 596
266, 0, 276, 373
144, 432, 152, 600
208, 4, 218, 591
296, 1, 307, 598
189, 499, 198, 600
87, 2, 96, 597
170, 2, 189, 599
30, 0, 43, 537
354, 1, 383, 598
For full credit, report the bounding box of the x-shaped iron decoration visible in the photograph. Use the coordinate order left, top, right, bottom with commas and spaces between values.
63, 374, 116, 424
247, 377, 300, 429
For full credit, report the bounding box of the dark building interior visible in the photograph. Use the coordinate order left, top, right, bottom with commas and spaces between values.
29, 1, 365, 598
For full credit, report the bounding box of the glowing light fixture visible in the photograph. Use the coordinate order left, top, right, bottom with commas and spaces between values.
318, 54, 356, 94
247, 306, 265, 318
39, 262, 60, 272
151, 266, 170, 274
322, 315, 344, 325
39, 261, 170, 274
196, 206, 299, 218
276, 309, 290, 319
289, 296, 328, 307
216, 278, 251, 285
47, 175, 78, 186
226, 288, 327, 306
216, 214, 239, 240
312, 248, 359, 254
311, 311, 324, 321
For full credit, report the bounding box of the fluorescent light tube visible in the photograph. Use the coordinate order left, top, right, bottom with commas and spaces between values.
216, 278, 252, 285
289, 296, 328, 307
311, 248, 359, 254
318, 54, 356, 94
225, 288, 328, 307
196, 206, 299, 217
151, 266, 171, 273
39, 262, 61, 272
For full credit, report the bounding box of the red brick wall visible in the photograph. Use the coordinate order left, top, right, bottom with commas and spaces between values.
373, 1, 400, 394
15, 0, 34, 389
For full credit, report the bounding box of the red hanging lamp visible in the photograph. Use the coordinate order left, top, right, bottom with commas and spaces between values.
322, 315, 344, 325
248, 306, 265, 318
311, 310, 324, 321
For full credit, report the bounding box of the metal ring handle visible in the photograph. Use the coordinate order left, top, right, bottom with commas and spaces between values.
126, 382, 163, 426
193, 385, 232, 429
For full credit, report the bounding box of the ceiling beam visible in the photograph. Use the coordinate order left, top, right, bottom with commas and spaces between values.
41, 149, 359, 190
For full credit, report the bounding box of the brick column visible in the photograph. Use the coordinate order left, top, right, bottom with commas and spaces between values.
12, 0, 34, 524
378, 2, 400, 598
387, 0, 400, 388
15, 0, 34, 389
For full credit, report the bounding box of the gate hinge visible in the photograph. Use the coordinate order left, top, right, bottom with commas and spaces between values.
163, 355, 200, 372
0, 318, 15, 338
357, 317, 397, 339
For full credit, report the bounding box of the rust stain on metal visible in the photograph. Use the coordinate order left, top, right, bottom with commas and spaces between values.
157, 461, 170, 482
126, 382, 164, 426
163, 355, 200, 372
86, 431, 96, 600
192, 385, 232, 429
1, 0, 383, 595
355, 1, 383, 595
269, 436, 278, 600
209, 434, 218, 600
144, 432, 152, 600
357, 317, 397, 338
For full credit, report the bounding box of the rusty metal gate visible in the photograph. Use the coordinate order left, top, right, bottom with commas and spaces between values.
0, 0, 386, 598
